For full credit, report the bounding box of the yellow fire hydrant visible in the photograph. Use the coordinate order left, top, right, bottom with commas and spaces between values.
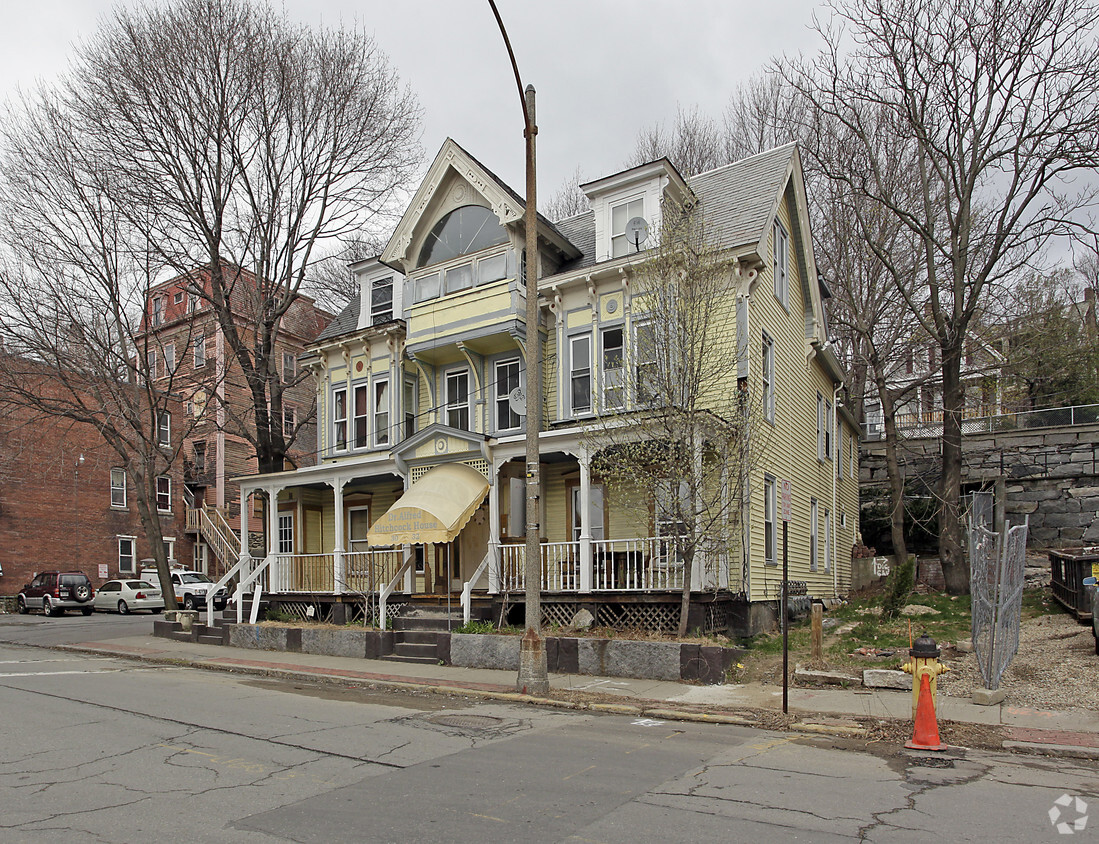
901, 633, 948, 721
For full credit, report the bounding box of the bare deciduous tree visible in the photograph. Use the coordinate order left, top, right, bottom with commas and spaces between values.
541, 165, 590, 222
628, 104, 726, 177
67, 0, 421, 473
782, 0, 1099, 594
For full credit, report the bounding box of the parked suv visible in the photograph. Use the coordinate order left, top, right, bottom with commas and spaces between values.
18, 571, 96, 616
140, 568, 228, 611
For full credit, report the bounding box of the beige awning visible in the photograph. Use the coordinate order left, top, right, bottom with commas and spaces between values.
366, 462, 490, 546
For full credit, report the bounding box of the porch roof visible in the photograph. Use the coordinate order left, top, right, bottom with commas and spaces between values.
367, 462, 489, 545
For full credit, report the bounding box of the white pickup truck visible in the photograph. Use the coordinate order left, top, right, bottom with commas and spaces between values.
140, 568, 229, 611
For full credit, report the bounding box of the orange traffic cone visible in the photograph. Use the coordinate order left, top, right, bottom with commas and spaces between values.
905, 671, 947, 751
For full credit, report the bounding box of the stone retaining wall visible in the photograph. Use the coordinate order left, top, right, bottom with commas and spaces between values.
153, 621, 745, 684
862, 422, 1099, 547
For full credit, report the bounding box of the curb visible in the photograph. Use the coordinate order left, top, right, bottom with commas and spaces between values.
53, 642, 1099, 758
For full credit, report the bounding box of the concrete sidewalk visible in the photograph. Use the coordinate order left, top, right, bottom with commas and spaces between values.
57, 631, 1099, 758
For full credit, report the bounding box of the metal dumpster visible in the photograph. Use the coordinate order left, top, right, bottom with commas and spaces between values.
1050, 548, 1099, 621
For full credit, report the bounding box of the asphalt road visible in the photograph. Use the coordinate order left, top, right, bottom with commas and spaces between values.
1, 612, 1098, 842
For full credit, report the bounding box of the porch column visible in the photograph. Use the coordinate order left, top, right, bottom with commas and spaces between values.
266, 486, 282, 592
487, 460, 502, 594
236, 487, 251, 624
332, 479, 345, 595
691, 435, 704, 591
579, 451, 593, 593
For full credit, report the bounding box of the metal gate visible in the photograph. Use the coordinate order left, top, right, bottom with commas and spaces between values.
969, 517, 1028, 691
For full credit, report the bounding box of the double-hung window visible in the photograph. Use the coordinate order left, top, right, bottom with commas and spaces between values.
156, 476, 171, 512
110, 468, 126, 508
825, 399, 833, 461
773, 220, 789, 308
333, 387, 348, 451
445, 370, 470, 430
823, 507, 831, 572
157, 411, 171, 446
495, 359, 521, 431
810, 498, 819, 571
373, 378, 390, 446
282, 406, 296, 439
151, 296, 163, 327
762, 332, 775, 423
816, 392, 825, 461
118, 537, 136, 574
282, 352, 296, 383
353, 384, 370, 448
569, 335, 592, 415
163, 344, 175, 375
634, 321, 657, 406
764, 475, 777, 566
611, 198, 644, 258
370, 277, 394, 324
147, 349, 157, 380
404, 378, 417, 440
601, 327, 624, 411
193, 333, 206, 367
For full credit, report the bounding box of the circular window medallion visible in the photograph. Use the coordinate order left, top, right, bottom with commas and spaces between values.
356, 361, 364, 373
606, 299, 618, 314
435, 437, 448, 453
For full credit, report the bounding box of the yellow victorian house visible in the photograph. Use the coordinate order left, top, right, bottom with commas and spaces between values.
214, 139, 860, 637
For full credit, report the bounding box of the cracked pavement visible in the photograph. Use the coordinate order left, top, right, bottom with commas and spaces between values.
2, 630, 1098, 842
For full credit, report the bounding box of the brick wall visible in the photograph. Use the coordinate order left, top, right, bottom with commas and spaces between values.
0, 408, 189, 596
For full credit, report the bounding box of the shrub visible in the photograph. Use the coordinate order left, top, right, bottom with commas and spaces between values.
880, 555, 915, 620
455, 619, 496, 634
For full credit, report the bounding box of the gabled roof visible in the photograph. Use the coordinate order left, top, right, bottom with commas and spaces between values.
381, 138, 579, 272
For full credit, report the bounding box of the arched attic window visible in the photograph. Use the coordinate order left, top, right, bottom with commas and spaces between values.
418, 205, 508, 268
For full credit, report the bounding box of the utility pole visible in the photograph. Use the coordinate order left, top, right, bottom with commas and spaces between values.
488, 0, 548, 694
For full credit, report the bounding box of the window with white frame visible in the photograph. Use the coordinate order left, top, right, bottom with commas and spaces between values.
413, 272, 440, 303
655, 479, 690, 538
193, 333, 206, 367
569, 334, 592, 415
163, 538, 175, 565
118, 537, 136, 573
404, 377, 417, 440
157, 411, 171, 446
277, 512, 294, 554
601, 327, 624, 411
147, 349, 157, 380
762, 331, 775, 423
773, 220, 789, 308
163, 343, 175, 375
764, 475, 777, 566
825, 399, 833, 460
445, 370, 470, 430
370, 277, 394, 324
373, 379, 390, 446
353, 383, 370, 448
282, 406, 296, 439
634, 321, 657, 405
837, 420, 843, 478
611, 197, 644, 258
151, 296, 163, 327
823, 507, 831, 572
333, 387, 348, 451
816, 393, 825, 461
174, 290, 183, 305
110, 468, 126, 508
156, 476, 171, 512
849, 437, 856, 479
810, 497, 819, 571
188, 290, 200, 312
347, 506, 370, 552
282, 351, 296, 383
495, 359, 521, 431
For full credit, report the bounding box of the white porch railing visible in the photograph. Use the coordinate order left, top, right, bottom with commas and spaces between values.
500, 541, 580, 592
345, 549, 404, 595
272, 554, 334, 593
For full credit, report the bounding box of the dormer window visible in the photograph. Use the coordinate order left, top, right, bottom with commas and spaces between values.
151, 296, 164, 327
611, 198, 644, 258
370, 277, 393, 324
418, 205, 508, 268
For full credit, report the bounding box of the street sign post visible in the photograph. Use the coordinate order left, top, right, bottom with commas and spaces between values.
780, 480, 792, 714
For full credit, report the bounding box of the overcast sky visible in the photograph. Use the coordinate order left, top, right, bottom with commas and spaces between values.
0, 1, 825, 197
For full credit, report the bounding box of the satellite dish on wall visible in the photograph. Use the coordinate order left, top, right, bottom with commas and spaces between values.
508, 387, 526, 415
625, 216, 650, 252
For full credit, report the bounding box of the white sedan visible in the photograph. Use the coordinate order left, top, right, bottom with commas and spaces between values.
93, 580, 165, 615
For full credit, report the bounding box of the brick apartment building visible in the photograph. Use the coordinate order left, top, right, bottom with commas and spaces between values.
140, 264, 333, 574
0, 399, 187, 597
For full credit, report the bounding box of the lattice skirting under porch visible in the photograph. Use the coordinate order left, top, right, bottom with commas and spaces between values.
533, 599, 730, 635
